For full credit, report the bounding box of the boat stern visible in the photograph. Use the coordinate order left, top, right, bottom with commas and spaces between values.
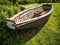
6, 20, 15, 29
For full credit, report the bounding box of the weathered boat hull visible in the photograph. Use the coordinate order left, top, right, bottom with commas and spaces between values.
6, 4, 53, 29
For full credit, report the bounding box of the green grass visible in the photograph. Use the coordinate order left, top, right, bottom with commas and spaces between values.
0, 3, 60, 45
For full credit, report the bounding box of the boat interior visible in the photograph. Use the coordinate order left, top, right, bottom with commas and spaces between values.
6, 4, 52, 25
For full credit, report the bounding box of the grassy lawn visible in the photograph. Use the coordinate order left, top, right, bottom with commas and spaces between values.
0, 3, 60, 45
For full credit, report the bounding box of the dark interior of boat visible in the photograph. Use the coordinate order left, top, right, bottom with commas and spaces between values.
33, 4, 52, 18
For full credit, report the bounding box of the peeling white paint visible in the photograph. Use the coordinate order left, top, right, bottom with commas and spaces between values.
6, 21, 15, 29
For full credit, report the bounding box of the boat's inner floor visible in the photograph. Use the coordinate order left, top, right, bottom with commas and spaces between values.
14, 5, 52, 24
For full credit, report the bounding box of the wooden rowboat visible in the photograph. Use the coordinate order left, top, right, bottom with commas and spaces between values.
6, 4, 53, 29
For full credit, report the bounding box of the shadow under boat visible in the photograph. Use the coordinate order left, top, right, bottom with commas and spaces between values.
4, 18, 48, 45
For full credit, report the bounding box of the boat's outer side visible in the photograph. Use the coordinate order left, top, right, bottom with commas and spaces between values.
6, 4, 53, 29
